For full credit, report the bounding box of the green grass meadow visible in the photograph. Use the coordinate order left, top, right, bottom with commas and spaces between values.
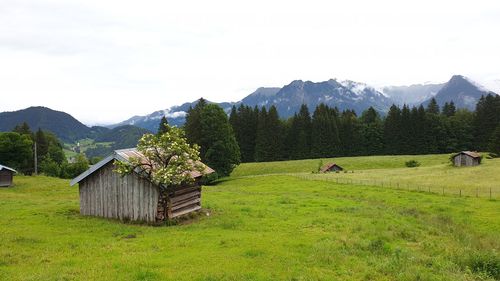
1, 154, 499, 280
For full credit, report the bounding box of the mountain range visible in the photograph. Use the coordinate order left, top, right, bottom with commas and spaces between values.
0, 75, 497, 143
112, 75, 497, 131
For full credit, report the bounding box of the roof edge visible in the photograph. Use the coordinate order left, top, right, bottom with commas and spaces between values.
70, 154, 117, 186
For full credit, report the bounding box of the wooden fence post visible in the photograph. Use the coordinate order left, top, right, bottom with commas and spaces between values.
490, 188, 492, 200
459, 189, 461, 197
476, 188, 478, 198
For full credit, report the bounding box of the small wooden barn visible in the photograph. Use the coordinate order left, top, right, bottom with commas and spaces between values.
0, 164, 16, 187
452, 151, 481, 167
70, 148, 214, 223
320, 163, 344, 173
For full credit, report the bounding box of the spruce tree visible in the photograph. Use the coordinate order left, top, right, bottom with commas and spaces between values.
399, 105, 412, 154
184, 98, 208, 147
426, 98, 440, 114
383, 105, 402, 154
254, 107, 269, 162
339, 110, 362, 156
13, 122, 33, 137
488, 124, 500, 157
291, 105, 311, 159
311, 104, 340, 158
35, 129, 49, 162
473, 94, 500, 150
157, 116, 169, 135
199, 104, 240, 177
360, 107, 383, 155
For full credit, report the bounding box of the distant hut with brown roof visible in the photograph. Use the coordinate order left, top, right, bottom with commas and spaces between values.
452, 151, 481, 167
70, 148, 214, 223
320, 163, 344, 173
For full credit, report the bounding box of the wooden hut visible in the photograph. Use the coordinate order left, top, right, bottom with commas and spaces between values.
452, 151, 481, 167
0, 164, 16, 187
320, 163, 344, 173
70, 148, 214, 223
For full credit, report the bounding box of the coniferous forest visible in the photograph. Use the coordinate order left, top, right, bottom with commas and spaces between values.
226, 94, 500, 163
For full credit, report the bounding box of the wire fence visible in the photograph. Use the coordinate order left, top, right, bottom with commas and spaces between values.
296, 174, 499, 200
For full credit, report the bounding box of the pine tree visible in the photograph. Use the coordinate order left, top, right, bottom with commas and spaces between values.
360, 107, 383, 155
254, 107, 269, 162
473, 94, 500, 150
184, 98, 208, 148
488, 124, 500, 156
442, 101, 456, 117
13, 122, 33, 138
339, 110, 362, 156
230, 105, 259, 162
199, 104, 240, 177
157, 116, 170, 135
311, 104, 340, 158
426, 98, 440, 114
400, 105, 412, 154
383, 105, 402, 154
35, 129, 49, 161
290, 105, 311, 159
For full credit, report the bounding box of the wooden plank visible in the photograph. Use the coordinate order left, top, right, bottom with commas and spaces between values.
139, 177, 144, 220
84, 181, 89, 216
126, 174, 131, 220
170, 190, 201, 204
79, 184, 84, 215
133, 175, 138, 221
171, 194, 200, 207
144, 180, 150, 221
114, 170, 119, 220
89, 176, 94, 216
98, 168, 103, 218
172, 198, 201, 211
171, 205, 201, 218
172, 186, 201, 196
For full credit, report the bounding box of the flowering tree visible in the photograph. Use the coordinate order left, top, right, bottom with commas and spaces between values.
114, 124, 205, 188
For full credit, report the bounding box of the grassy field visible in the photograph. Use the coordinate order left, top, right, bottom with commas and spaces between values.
1, 155, 499, 280
232, 154, 500, 198
231, 154, 451, 177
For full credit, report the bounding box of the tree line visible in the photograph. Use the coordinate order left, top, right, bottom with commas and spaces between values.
0, 122, 89, 178
227, 95, 500, 163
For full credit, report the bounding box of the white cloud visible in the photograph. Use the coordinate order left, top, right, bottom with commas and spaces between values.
0, 0, 499, 124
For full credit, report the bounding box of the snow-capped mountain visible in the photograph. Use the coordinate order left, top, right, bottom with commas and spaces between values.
111, 75, 497, 131
110, 100, 234, 131
382, 83, 444, 106
256, 79, 393, 118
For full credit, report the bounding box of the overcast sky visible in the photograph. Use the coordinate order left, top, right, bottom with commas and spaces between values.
1, 0, 499, 125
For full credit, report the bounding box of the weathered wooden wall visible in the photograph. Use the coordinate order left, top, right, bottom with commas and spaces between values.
0, 170, 13, 187
167, 185, 202, 219
79, 163, 159, 222
454, 155, 479, 167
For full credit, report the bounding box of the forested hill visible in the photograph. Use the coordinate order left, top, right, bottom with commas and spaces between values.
0, 106, 90, 142
95, 125, 150, 147
0, 107, 150, 147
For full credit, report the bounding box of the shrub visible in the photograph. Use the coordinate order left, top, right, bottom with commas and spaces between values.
462, 251, 500, 280
405, 160, 421, 168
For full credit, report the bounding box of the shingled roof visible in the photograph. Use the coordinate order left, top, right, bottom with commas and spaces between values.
453, 151, 481, 159
320, 163, 343, 173
70, 148, 214, 186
